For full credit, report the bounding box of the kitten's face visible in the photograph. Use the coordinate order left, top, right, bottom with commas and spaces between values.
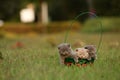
58, 43, 71, 56
75, 48, 89, 59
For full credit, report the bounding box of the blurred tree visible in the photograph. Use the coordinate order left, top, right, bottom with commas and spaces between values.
49, 0, 88, 21
0, 0, 120, 21
0, 0, 22, 21
0, 0, 39, 21
93, 0, 120, 16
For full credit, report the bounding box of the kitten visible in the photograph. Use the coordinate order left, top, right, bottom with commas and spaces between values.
75, 48, 89, 59
84, 45, 97, 60
57, 43, 78, 65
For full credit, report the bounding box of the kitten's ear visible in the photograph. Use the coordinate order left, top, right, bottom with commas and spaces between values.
75, 49, 78, 52
58, 46, 60, 49
84, 46, 88, 49
67, 44, 70, 47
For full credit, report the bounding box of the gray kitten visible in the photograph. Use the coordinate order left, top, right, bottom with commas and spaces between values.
57, 43, 78, 65
84, 45, 97, 60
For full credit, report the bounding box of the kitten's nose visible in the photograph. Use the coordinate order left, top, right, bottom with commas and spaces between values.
64, 51, 68, 54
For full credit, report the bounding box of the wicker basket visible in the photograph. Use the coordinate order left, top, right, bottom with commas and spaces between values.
64, 57, 95, 67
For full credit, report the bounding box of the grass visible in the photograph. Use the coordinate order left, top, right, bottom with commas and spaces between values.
82, 17, 120, 33
0, 32, 120, 80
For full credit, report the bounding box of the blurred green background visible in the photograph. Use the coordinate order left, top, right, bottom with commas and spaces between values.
0, 0, 120, 21
0, 0, 120, 34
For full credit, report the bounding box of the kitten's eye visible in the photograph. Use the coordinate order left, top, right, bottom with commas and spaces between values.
84, 47, 88, 49
76, 49, 78, 52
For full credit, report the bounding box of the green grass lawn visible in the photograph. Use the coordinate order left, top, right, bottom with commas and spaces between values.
0, 32, 120, 80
